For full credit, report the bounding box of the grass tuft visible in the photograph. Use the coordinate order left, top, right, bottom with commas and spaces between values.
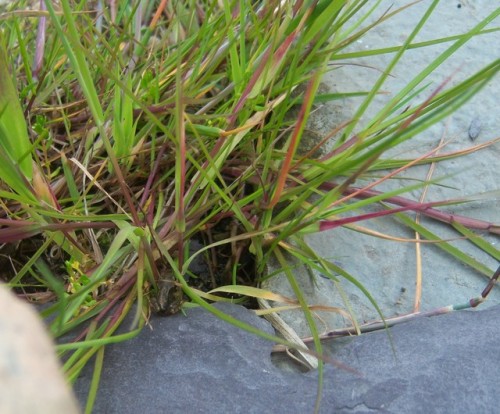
0, 1, 499, 410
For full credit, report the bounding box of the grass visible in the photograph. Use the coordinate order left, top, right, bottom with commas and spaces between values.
0, 0, 499, 412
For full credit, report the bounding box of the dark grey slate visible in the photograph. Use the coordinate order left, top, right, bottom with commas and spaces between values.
72, 303, 500, 413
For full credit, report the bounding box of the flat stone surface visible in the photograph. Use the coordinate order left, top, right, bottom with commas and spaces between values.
266, 0, 500, 336
73, 302, 500, 413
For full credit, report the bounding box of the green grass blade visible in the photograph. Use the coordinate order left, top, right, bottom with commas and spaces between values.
396, 211, 494, 277
0, 42, 33, 181
84, 346, 104, 414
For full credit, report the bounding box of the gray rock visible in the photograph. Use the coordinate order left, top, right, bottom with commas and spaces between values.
73, 302, 500, 413
468, 117, 482, 141
327, 304, 500, 413
0, 285, 80, 414
265, 0, 500, 339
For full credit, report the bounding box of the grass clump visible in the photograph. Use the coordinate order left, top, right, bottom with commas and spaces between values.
1, 0, 499, 411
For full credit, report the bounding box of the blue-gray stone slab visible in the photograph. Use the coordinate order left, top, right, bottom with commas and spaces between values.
73, 303, 500, 413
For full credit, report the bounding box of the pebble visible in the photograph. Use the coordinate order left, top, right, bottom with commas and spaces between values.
468, 117, 482, 141
0, 285, 80, 414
